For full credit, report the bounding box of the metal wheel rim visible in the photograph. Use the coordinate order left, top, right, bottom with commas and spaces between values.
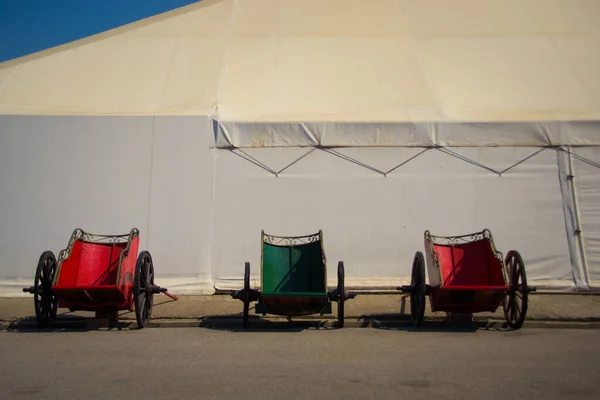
503, 252, 528, 329
410, 252, 425, 326
337, 262, 345, 328
134, 252, 155, 328
243, 262, 250, 328
34, 252, 58, 326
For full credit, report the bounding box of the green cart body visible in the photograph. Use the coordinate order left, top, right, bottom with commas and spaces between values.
258, 230, 331, 316
232, 230, 354, 328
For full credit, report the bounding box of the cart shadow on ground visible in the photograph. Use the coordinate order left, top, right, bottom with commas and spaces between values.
3, 301, 335, 333
358, 313, 514, 333
5, 314, 135, 333
189, 311, 514, 333
0, 314, 518, 334
356, 296, 516, 333
200, 315, 335, 332
178, 304, 516, 333
3, 298, 514, 333
4, 297, 180, 333
197, 302, 340, 332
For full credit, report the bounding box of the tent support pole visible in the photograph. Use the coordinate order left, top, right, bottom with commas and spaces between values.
565, 146, 590, 288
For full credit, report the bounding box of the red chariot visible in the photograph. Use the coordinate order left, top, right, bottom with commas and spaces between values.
399, 229, 535, 329
22, 228, 177, 329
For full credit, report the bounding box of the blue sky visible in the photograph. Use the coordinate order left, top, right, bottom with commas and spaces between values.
0, 0, 201, 63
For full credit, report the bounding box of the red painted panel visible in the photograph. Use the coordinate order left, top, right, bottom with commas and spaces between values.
56, 241, 127, 288
54, 236, 139, 311
429, 287, 507, 313
433, 240, 506, 288
119, 237, 138, 306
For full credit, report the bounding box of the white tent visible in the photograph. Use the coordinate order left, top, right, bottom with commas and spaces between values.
1, 0, 599, 295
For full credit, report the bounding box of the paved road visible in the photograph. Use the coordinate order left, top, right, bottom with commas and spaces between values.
1, 327, 598, 400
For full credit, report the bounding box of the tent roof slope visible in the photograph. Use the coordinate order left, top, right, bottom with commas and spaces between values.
1, 0, 600, 143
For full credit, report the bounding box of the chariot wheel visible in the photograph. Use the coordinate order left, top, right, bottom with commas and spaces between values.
134, 251, 155, 329
34, 251, 59, 327
337, 261, 345, 328
243, 262, 251, 328
410, 252, 426, 327
503, 250, 528, 330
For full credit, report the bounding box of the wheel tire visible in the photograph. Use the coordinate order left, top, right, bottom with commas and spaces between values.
502, 251, 528, 330
34, 251, 59, 328
337, 261, 345, 329
243, 262, 250, 328
134, 251, 155, 329
410, 252, 426, 328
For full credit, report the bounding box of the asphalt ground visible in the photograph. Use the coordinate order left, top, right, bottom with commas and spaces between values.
1, 327, 598, 400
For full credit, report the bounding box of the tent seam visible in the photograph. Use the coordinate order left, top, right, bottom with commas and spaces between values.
146, 117, 157, 251
518, 1, 599, 111
395, 0, 445, 134
157, 35, 181, 111
215, 0, 238, 116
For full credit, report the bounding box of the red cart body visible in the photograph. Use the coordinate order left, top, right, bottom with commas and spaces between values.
424, 230, 509, 313
53, 229, 140, 313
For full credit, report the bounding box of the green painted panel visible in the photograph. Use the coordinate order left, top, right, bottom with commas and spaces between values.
262, 241, 326, 295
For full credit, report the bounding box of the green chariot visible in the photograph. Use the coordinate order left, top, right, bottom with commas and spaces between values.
232, 230, 355, 328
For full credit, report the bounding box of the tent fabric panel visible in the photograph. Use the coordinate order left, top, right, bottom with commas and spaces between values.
0, 116, 154, 284
1, 0, 599, 120
145, 116, 214, 293
0, 115, 215, 296
572, 147, 600, 288
0, 0, 231, 115
211, 146, 574, 290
